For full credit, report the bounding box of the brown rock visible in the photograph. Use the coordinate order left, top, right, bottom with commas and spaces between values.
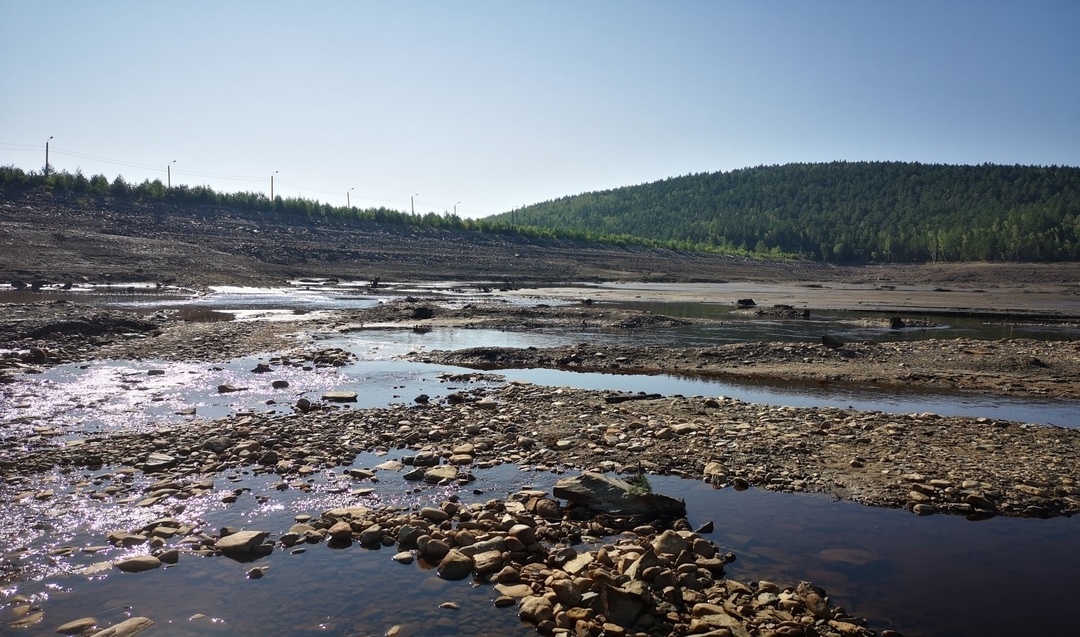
437, 549, 474, 581
518, 596, 555, 624
88, 617, 154, 637
113, 555, 161, 573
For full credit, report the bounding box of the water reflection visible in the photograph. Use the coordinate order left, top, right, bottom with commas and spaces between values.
4, 460, 1078, 637
325, 330, 1080, 427
0, 357, 506, 442
494, 367, 1080, 428
5, 327, 1075, 453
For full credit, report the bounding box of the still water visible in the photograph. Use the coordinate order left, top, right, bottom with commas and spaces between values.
4, 453, 1077, 637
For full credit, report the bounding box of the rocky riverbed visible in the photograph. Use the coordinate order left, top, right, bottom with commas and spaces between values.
5, 455, 884, 637
2, 285, 1079, 636
7, 378, 1079, 520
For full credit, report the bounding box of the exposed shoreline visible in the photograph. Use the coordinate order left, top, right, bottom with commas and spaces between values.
4, 284, 1079, 518
2, 271, 1078, 636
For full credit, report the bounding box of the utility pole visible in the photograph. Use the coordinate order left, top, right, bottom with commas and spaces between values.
271, 171, 278, 202
411, 193, 418, 215
454, 201, 460, 216
167, 160, 176, 188
45, 136, 53, 177
347, 187, 354, 208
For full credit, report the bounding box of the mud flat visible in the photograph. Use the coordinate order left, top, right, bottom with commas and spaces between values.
416, 338, 1080, 400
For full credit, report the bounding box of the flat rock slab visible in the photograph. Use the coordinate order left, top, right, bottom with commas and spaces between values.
553, 471, 685, 517
89, 617, 154, 637
322, 391, 358, 402
495, 583, 534, 598
424, 465, 459, 483
142, 453, 176, 471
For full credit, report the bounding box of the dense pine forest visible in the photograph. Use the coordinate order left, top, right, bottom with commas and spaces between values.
486, 162, 1080, 263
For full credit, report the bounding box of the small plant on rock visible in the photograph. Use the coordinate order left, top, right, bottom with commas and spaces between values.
628, 472, 653, 495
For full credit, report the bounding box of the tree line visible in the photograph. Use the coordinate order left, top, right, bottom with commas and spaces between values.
0, 165, 732, 255
486, 161, 1080, 262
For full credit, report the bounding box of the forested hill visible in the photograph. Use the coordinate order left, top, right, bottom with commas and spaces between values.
486, 162, 1080, 263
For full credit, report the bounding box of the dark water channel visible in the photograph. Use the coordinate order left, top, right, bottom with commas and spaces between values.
3, 287, 1079, 636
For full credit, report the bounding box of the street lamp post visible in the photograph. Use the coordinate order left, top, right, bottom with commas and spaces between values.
45, 136, 53, 177
270, 171, 279, 202
411, 194, 419, 215
167, 160, 176, 188
347, 187, 354, 208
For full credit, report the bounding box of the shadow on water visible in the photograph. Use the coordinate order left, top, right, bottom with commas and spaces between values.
652, 476, 1080, 637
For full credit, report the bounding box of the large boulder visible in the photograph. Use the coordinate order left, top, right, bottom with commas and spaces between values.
596, 582, 650, 628
553, 472, 685, 517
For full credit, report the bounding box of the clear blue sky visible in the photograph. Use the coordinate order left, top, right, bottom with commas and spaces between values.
2, 1, 1077, 217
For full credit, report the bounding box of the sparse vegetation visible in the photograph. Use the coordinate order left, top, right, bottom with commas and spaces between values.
627, 473, 653, 495
0, 165, 763, 258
